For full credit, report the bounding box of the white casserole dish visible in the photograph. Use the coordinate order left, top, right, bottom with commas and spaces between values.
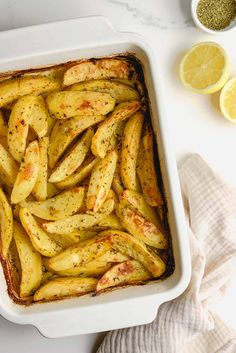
0, 16, 191, 338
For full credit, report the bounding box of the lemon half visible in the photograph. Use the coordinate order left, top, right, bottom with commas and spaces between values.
180, 42, 230, 94
220, 77, 236, 124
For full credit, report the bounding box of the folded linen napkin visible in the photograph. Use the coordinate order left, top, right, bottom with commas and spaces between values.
97, 154, 236, 353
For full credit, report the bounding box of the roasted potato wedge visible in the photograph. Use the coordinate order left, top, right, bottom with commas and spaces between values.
70, 80, 139, 102
54, 249, 128, 277
116, 203, 168, 249
34, 277, 97, 301
6, 239, 21, 297
47, 182, 60, 198
49, 114, 105, 168
48, 235, 112, 271
87, 198, 115, 215
0, 188, 13, 259
11, 141, 40, 204
46, 91, 115, 119
13, 221, 42, 297
0, 75, 61, 108
30, 96, 48, 138
21, 186, 84, 220
96, 260, 151, 292
8, 95, 36, 162
48, 228, 98, 250
20, 207, 62, 257
100, 230, 166, 277
32, 137, 49, 201
99, 248, 129, 262
137, 131, 163, 207
112, 168, 124, 197
96, 214, 124, 230
56, 156, 99, 190
91, 101, 141, 158
47, 114, 55, 135
0, 110, 7, 136
55, 263, 110, 277
41, 271, 55, 285
119, 190, 160, 228
120, 111, 144, 190
86, 150, 118, 212
63, 59, 131, 86
48, 232, 80, 249
49, 128, 94, 183
42, 199, 113, 234
0, 143, 18, 188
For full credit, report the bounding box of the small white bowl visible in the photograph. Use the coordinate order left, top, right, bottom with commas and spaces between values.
191, 0, 236, 35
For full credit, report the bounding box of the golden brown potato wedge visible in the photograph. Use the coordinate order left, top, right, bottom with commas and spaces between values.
100, 230, 166, 277
47, 182, 60, 198
30, 96, 48, 138
52, 249, 129, 277
32, 137, 49, 201
41, 271, 55, 285
34, 277, 97, 301
8, 95, 36, 162
47, 114, 55, 135
96, 260, 151, 292
48, 235, 112, 271
86, 150, 118, 212
99, 248, 129, 262
96, 214, 124, 230
42, 199, 113, 234
19, 207, 62, 257
70, 80, 139, 103
49, 127, 94, 183
112, 168, 124, 198
119, 190, 160, 228
7, 239, 21, 297
56, 156, 99, 190
120, 111, 144, 190
0, 143, 18, 188
54, 250, 128, 277
116, 203, 168, 249
11, 141, 40, 204
55, 263, 110, 277
87, 198, 115, 215
0, 110, 7, 136
91, 101, 141, 158
63, 59, 131, 86
0, 187, 13, 259
13, 221, 42, 297
48, 232, 80, 249
137, 131, 163, 207
46, 91, 115, 119
21, 186, 85, 220
0, 75, 61, 108
49, 114, 105, 168
47, 228, 97, 250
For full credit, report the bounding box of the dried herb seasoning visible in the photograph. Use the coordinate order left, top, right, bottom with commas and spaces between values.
197, 0, 236, 30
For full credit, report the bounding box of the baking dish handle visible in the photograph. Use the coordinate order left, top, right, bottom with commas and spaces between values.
0, 16, 125, 70
33, 300, 161, 338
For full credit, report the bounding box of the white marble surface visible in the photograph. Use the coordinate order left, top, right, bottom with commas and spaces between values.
0, 0, 236, 352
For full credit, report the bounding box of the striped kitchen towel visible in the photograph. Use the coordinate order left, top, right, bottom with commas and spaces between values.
97, 154, 236, 353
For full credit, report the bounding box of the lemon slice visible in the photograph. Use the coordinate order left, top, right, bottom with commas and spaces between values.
179, 42, 230, 94
220, 77, 236, 124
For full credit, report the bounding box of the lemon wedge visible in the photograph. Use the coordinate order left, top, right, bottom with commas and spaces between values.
179, 42, 230, 94
220, 77, 236, 124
